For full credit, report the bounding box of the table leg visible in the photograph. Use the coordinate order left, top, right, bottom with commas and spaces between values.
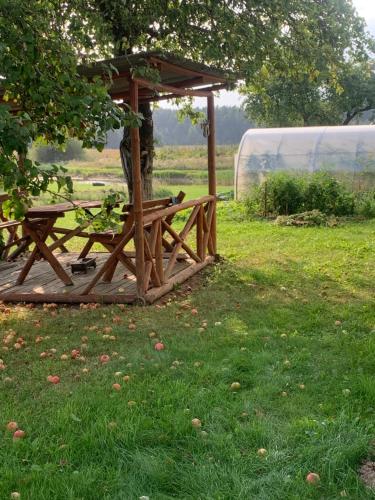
17, 219, 74, 286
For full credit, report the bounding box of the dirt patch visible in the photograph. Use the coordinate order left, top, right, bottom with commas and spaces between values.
360, 461, 375, 489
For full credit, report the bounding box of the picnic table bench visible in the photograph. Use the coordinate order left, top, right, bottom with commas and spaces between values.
15, 200, 103, 286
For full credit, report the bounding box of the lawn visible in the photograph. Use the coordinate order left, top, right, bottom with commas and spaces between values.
33, 145, 236, 186
0, 212, 374, 499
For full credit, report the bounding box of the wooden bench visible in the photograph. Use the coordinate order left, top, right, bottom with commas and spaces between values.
77, 191, 186, 293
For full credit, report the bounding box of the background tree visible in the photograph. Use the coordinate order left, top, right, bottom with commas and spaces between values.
243, 59, 375, 127
88, 0, 371, 199
0, 0, 137, 217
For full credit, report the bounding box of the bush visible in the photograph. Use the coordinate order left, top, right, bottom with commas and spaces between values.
303, 172, 354, 216
246, 172, 359, 217
354, 190, 375, 218
153, 187, 173, 199
248, 173, 305, 216
34, 139, 86, 163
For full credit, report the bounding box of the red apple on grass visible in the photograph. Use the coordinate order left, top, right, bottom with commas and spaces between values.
306, 472, 320, 485
13, 429, 25, 440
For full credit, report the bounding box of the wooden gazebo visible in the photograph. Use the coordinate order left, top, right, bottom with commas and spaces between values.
0, 52, 233, 304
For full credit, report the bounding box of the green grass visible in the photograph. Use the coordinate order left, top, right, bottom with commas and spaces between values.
0, 210, 374, 499
37, 183, 218, 206
53, 145, 237, 180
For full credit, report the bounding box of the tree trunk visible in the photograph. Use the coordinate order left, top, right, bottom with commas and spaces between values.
120, 102, 154, 202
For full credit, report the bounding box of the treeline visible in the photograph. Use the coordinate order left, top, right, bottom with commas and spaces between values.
106, 106, 252, 148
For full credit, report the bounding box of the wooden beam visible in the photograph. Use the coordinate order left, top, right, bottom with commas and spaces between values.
133, 77, 212, 98
137, 83, 228, 103
144, 256, 214, 304
130, 78, 146, 298
207, 94, 217, 255
149, 57, 227, 83
143, 195, 214, 225
0, 292, 137, 304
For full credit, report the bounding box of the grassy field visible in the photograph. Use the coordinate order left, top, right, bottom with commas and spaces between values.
0, 210, 374, 499
36, 145, 237, 186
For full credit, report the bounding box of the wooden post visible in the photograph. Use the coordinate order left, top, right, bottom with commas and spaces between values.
207, 93, 217, 255
130, 78, 146, 300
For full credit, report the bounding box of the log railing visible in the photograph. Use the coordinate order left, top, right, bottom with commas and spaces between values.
140, 195, 216, 293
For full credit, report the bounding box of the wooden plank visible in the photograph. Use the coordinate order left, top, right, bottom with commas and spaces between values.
130, 78, 146, 300
133, 77, 212, 98
145, 256, 214, 304
48, 222, 91, 252
203, 201, 215, 256
196, 205, 204, 260
0, 292, 137, 304
26, 200, 102, 218
162, 220, 201, 264
148, 57, 227, 83
164, 205, 201, 277
143, 195, 214, 225
155, 220, 164, 285
80, 228, 135, 295
207, 94, 217, 255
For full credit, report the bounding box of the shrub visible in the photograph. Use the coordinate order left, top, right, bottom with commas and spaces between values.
354, 190, 375, 218
248, 172, 305, 216
153, 187, 173, 199
34, 139, 86, 163
303, 172, 354, 216
246, 172, 359, 217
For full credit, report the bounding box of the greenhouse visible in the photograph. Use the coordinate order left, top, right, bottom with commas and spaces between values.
234, 125, 375, 199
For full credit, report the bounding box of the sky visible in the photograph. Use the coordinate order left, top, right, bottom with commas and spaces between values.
161, 0, 375, 109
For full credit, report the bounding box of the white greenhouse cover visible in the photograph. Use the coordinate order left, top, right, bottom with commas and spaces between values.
234, 125, 375, 198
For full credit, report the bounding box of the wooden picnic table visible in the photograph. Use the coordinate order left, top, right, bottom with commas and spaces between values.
16, 200, 103, 286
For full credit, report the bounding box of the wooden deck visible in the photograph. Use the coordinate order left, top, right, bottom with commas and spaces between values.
0, 252, 211, 305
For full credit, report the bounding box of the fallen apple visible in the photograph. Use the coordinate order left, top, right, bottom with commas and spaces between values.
191, 418, 202, 428
47, 375, 60, 384
257, 448, 267, 457
100, 354, 110, 364
230, 382, 241, 391
112, 383, 121, 391
71, 349, 80, 359
6, 421, 18, 432
154, 342, 165, 351
13, 429, 25, 440
306, 472, 320, 485
10, 492, 21, 499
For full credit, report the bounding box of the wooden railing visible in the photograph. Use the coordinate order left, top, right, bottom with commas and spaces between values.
141, 195, 216, 292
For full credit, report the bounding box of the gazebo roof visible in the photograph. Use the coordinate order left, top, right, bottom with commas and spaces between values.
79, 51, 235, 103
